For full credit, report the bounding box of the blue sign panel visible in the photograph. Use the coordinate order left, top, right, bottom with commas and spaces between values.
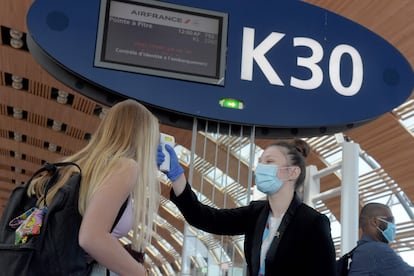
26, 0, 413, 137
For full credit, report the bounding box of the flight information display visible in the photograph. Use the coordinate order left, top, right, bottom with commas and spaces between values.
95, 0, 228, 85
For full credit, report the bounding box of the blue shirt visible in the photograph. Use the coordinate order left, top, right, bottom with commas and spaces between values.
348, 235, 414, 276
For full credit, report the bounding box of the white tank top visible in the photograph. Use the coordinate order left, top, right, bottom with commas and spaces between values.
111, 198, 133, 239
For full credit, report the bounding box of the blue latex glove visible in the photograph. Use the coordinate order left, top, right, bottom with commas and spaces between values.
156, 144, 165, 167
164, 144, 184, 181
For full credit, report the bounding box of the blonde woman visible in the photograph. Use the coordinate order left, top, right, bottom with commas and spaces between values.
28, 99, 160, 275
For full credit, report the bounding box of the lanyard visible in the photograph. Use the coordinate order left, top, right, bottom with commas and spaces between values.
258, 214, 272, 276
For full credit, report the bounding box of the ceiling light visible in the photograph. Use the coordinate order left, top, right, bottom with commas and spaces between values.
11, 75, 23, 89
52, 120, 62, 131
99, 108, 109, 119
14, 152, 22, 159
10, 39, 23, 49
57, 90, 68, 104
9, 29, 24, 49
9, 29, 23, 39
13, 132, 22, 142
48, 143, 57, 152
13, 108, 23, 119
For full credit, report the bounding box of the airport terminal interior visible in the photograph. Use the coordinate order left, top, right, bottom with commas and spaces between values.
0, 0, 413, 275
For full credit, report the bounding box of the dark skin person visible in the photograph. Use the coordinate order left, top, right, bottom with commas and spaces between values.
359, 203, 394, 244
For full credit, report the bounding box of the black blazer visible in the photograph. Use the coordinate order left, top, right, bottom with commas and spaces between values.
170, 184, 337, 276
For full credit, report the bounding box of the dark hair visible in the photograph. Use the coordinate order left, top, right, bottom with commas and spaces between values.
267, 139, 310, 189
359, 202, 389, 228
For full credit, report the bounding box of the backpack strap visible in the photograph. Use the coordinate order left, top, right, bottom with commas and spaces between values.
27, 162, 81, 181
41, 162, 81, 207
22, 162, 81, 207
341, 244, 358, 261
348, 243, 360, 256
37, 162, 126, 230
342, 243, 360, 269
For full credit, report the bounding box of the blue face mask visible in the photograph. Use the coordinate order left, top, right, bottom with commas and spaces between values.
254, 164, 283, 195
377, 217, 397, 242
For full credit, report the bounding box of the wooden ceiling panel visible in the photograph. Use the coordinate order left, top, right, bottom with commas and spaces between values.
306, 0, 414, 69
346, 113, 414, 203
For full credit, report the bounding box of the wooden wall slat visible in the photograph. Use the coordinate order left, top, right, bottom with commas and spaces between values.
28, 80, 51, 99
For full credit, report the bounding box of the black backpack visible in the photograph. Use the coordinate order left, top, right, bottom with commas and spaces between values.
0, 162, 93, 276
336, 245, 358, 276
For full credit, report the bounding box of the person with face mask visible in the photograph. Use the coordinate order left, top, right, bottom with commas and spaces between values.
159, 139, 336, 275
348, 203, 414, 275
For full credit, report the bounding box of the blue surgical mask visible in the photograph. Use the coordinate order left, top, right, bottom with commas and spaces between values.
254, 164, 283, 195
377, 217, 397, 242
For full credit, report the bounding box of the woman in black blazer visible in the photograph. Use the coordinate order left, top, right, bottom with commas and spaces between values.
161, 139, 337, 276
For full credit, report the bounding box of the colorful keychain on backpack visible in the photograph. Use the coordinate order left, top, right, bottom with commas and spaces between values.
9, 206, 47, 244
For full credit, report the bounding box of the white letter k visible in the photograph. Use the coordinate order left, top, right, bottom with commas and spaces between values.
241, 27, 285, 85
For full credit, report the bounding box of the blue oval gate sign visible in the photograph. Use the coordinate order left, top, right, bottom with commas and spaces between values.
26, 0, 414, 137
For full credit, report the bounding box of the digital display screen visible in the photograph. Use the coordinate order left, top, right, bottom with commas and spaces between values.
95, 0, 228, 85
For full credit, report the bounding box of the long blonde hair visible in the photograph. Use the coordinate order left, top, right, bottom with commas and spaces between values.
28, 99, 160, 251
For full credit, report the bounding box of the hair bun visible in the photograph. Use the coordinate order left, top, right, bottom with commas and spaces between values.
293, 139, 310, 158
